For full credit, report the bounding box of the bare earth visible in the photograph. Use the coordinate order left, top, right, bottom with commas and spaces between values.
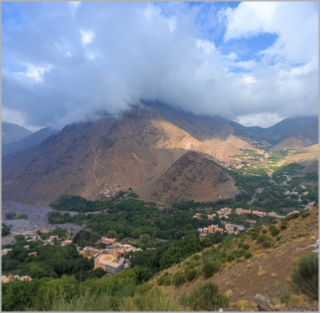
2, 201, 82, 244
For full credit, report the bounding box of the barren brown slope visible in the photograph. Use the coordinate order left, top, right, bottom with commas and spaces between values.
279, 143, 318, 173
2, 107, 184, 205
135, 151, 239, 205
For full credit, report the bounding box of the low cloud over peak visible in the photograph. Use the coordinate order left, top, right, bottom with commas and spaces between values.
2, 2, 318, 130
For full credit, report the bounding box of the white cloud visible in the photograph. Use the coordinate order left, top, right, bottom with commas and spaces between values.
224, 2, 318, 64
167, 16, 177, 33
2, 2, 318, 130
80, 30, 94, 45
236, 113, 284, 128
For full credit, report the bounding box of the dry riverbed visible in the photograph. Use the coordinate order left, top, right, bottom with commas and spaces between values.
2, 201, 82, 244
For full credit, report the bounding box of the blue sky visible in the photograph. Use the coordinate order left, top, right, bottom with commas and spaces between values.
2, 2, 318, 130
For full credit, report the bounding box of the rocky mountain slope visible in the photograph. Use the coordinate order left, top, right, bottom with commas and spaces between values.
2, 104, 247, 205
2, 103, 318, 205
2, 122, 33, 145
135, 151, 239, 205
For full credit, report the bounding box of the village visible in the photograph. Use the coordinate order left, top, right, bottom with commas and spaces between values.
2, 234, 142, 284
194, 200, 315, 237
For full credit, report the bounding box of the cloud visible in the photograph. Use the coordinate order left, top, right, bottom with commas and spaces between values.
2, 2, 318, 130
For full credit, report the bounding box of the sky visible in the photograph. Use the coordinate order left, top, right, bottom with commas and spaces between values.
2, 1, 318, 131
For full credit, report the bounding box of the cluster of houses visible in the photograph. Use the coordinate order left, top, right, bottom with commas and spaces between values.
2, 274, 32, 284
79, 237, 142, 275
194, 201, 316, 238
198, 221, 246, 237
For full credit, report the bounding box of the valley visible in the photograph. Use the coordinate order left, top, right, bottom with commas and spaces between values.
1, 106, 318, 312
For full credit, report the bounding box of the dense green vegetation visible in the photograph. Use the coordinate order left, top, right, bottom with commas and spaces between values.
1, 235, 103, 282
2, 223, 10, 237
50, 195, 110, 213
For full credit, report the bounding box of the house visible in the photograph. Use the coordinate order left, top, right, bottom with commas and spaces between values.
225, 223, 235, 234
248, 220, 257, 226
23, 245, 30, 250
82, 246, 100, 258
62, 240, 73, 246
217, 207, 232, 218
94, 247, 124, 275
193, 213, 202, 219
235, 208, 251, 215
95, 237, 117, 246
2, 248, 12, 256
207, 214, 216, 220
203, 227, 208, 234
20, 276, 32, 281
28, 251, 37, 257
235, 224, 245, 231
2, 275, 9, 283
252, 210, 267, 218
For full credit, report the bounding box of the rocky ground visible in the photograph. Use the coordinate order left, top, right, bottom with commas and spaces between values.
2, 201, 82, 244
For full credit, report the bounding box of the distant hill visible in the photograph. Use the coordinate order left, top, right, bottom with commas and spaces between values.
2, 122, 33, 145
232, 115, 318, 149
2, 127, 58, 156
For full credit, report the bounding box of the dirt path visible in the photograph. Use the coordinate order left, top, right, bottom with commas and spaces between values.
247, 187, 264, 205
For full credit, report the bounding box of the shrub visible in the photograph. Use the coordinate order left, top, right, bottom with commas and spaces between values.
244, 251, 252, 259
286, 213, 299, 220
172, 271, 185, 287
280, 224, 287, 230
270, 227, 280, 237
291, 253, 318, 300
242, 243, 250, 250
276, 236, 282, 241
185, 268, 197, 282
180, 282, 229, 311
262, 229, 268, 234
257, 235, 270, 244
262, 241, 272, 248
300, 211, 310, 219
202, 261, 221, 279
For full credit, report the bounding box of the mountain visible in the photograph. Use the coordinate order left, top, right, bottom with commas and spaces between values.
232, 115, 318, 149
2, 103, 318, 205
2, 122, 33, 145
2, 104, 249, 205
2, 127, 59, 156
135, 151, 239, 205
